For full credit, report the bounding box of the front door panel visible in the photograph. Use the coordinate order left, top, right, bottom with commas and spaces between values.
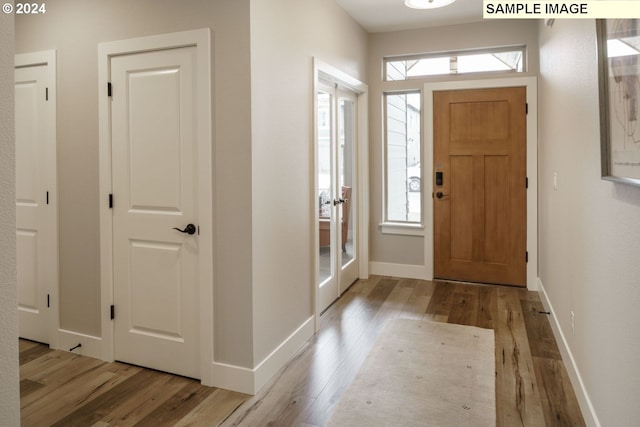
434, 87, 526, 286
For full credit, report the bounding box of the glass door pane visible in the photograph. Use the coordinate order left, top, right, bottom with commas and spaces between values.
339, 97, 356, 269
317, 88, 337, 311
338, 92, 358, 292
318, 84, 359, 311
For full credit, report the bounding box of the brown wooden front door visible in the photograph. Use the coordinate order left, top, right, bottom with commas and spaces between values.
433, 87, 527, 287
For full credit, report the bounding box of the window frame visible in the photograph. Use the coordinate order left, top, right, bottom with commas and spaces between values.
382, 90, 424, 235
384, 45, 527, 82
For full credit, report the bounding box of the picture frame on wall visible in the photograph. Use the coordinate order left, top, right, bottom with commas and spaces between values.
597, 19, 640, 187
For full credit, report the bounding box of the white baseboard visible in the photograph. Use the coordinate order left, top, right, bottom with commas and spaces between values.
57, 329, 103, 360
209, 361, 255, 393
253, 316, 314, 393
369, 261, 428, 280
210, 316, 315, 395
537, 278, 601, 427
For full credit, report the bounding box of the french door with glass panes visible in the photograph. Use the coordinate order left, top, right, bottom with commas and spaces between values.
317, 83, 359, 313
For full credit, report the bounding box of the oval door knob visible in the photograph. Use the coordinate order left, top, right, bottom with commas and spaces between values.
173, 223, 197, 235
435, 192, 447, 199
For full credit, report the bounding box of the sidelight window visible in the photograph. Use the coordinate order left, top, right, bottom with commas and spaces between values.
384, 91, 421, 224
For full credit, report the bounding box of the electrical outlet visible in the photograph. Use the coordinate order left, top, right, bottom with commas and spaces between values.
553, 172, 558, 191
571, 311, 575, 335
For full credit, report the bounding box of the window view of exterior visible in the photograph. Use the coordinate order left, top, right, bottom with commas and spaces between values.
385, 92, 421, 223
385, 46, 525, 80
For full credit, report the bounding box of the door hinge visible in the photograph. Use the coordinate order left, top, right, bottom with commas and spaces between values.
46, 191, 49, 205
526, 251, 529, 263
526, 103, 528, 115
47, 294, 50, 308
45, 87, 49, 101
526, 177, 529, 189
109, 194, 113, 208
110, 305, 115, 320
107, 82, 112, 97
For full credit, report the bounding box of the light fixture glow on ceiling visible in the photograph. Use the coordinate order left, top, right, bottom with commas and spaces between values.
404, 0, 456, 9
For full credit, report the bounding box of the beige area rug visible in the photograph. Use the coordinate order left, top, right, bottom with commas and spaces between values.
325, 319, 495, 427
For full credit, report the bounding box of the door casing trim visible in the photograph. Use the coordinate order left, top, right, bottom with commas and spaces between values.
424, 77, 538, 290
97, 29, 214, 384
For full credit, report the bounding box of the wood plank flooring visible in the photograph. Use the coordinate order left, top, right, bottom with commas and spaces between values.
20, 276, 585, 427
222, 277, 585, 427
19, 340, 248, 427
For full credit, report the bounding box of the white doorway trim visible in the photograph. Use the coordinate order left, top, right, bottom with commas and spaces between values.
424, 76, 538, 290
97, 29, 214, 385
15, 49, 59, 348
312, 58, 369, 328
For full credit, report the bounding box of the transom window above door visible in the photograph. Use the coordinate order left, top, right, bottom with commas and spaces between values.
385, 45, 526, 81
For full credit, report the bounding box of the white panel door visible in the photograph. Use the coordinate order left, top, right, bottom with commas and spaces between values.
338, 90, 358, 293
15, 62, 55, 344
111, 46, 200, 379
317, 86, 338, 312
317, 83, 359, 313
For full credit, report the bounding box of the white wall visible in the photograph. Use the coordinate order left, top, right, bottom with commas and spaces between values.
368, 20, 539, 272
249, 0, 368, 365
538, 19, 640, 427
0, 5, 20, 426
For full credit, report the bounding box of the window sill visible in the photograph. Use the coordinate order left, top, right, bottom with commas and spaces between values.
379, 222, 425, 236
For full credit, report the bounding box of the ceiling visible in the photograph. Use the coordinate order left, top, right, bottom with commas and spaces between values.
335, 0, 484, 33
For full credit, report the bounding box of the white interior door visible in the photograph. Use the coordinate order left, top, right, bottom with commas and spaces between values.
338, 90, 358, 293
110, 46, 200, 379
15, 52, 57, 345
317, 82, 359, 313
317, 85, 338, 312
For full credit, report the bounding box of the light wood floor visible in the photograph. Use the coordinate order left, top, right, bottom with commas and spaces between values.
19, 340, 247, 427
20, 276, 585, 427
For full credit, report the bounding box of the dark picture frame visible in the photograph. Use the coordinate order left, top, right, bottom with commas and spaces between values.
597, 19, 640, 187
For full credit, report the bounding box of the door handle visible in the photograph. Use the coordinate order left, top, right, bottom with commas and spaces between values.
435, 192, 448, 199
173, 223, 197, 235
333, 198, 347, 206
